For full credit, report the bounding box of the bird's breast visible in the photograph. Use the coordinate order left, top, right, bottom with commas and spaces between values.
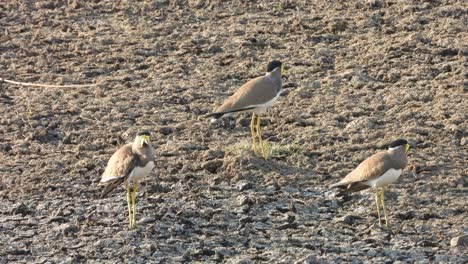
128, 161, 155, 183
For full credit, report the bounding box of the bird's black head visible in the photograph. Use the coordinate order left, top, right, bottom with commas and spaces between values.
137, 131, 151, 137
389, 139, 411, 152
389, 139, 407, 148
267, 60, 284, 73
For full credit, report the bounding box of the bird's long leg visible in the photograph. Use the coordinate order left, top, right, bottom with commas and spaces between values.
380, 186, 389, 227
375, 187, 382, 226
126, 182, 133, 228
250, 113, 257, 153
256, 115, 267, 159
132, 182, 138, 228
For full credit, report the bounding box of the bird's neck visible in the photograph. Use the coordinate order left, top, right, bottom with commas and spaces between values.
132, 143, 154, 161
388, 147, 408, 168
266, 69, 282, 84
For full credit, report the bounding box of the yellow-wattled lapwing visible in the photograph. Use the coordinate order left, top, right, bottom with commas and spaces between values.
99, 131, 155, 228
331, 139, 411, 227
209, 60, 284, 158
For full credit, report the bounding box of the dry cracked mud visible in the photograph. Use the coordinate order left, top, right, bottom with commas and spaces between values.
0, 0, 467, 263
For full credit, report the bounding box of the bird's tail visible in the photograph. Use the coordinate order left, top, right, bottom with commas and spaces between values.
330, 182, 346, 189
99, 177, 125, 199
330, 181, 370, 195
206, 112, 225, 119
206, 107, 256, 121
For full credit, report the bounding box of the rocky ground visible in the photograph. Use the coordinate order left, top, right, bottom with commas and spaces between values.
0, 0, 467, 263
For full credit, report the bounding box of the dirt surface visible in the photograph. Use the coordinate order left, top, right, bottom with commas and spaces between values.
1, 0, 467, 263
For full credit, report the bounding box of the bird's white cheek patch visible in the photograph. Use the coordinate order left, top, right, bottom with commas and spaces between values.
368, 168, 402, 187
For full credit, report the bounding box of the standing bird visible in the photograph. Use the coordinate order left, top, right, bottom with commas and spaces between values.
99, 131, 155, 228
330, 139, 411, 227
209, 60, 284, 158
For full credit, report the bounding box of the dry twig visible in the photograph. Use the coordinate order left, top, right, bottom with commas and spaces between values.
0, 78, 97, 88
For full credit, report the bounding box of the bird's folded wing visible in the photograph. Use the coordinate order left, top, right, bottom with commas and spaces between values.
99, 145, 137, 184
340, 152, 393, 184
215, 76, 278, 113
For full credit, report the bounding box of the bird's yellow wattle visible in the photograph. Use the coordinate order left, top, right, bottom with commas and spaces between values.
139, 135, 150, 147
405, 143, 410, 153
139, 135, 150, 141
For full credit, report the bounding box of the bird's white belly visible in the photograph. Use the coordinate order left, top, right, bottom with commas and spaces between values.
368, 168, 402, 187
127, 161, 155, 183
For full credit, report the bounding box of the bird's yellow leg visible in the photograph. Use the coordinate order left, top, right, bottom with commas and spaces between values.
380, 186, 389, 227
250, 113, 257, 153
256, 115, 267, 159
374, 187, 382, 226
132, 183, 138, 228
126, 183, 132, 228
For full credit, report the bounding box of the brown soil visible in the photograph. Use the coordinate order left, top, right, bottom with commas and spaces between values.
1, 0, 467, 263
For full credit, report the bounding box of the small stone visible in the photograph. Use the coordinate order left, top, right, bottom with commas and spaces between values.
141, 243, 156, 253
239, 216, 253, 224
188, 0, 204, 8
310, 80, 321, 89
460, 137, 467, 146
283, 214, 295, 223
57, 223, 79, 236
93, 239, 114, 248
237, 181, 252, 191
438, 48, 458, 57
202, 160, 223, 174
396, 210, 416, 220
450, 235, 468, 247
276, 204, 289, 213
351, 73, 369, 88
367, 248, 378, 257
158, 126, 173, 135
335, 214, 360, 225
237, 195, 253, 206
202, 150, 224, 160
236, 259, 253, 264
265, 185, 278, 194
11, 202, 31, 216
370, 227, 391, 240
294, 254, 323, 264
295, 118, 313, 127
277, 222, 298, 230
206, 45, 222, 53
346, 117, 375, 131
6, 247, 31, 255
138, 217, 156, 224
416, 240, 437, 247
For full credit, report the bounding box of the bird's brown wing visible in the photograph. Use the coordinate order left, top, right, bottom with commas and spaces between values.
331, 151, 394, 193
99, 144, 137, 198
342, 152, 394, 183
215, 75, 279, 114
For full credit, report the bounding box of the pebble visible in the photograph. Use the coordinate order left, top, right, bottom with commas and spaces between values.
138, 217, 157, 224
294, 255, 323, 264
237, 195, 253, 206
202, 160, 223, 174
10, 203, 31, 216
237, 181, 252, 191
450, 235, 468, 247
335, 214, 360, 225
56, 223, 79, 236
